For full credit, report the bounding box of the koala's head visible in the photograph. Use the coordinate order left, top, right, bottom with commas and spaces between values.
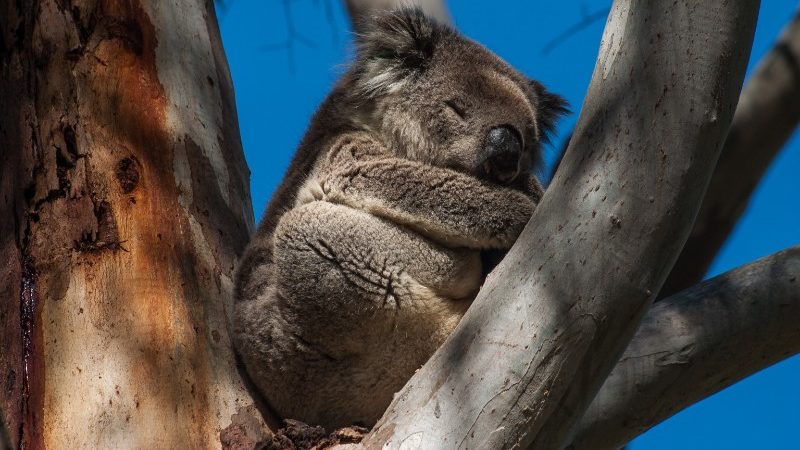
348, 8, 567, 187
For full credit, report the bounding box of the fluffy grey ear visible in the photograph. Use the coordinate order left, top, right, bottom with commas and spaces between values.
357, 7, 439, 66
529, 79, 569, 144
353, 8, 445, 97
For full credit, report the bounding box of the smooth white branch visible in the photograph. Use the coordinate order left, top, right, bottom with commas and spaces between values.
662, 9, 800, 296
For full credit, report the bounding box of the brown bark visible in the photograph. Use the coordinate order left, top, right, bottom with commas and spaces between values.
0, 1, 267, 448
1, 411, 9, 450
660, 9, 800, 297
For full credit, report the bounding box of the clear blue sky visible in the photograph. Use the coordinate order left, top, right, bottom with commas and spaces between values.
216, 1, 800, 447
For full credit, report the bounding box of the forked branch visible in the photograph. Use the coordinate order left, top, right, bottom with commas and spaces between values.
570, 246, 800, 450
358, 1, 760, 449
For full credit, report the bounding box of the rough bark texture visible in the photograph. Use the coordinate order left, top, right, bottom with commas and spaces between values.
0, 1, 268, 448
569, 246, 800, 450
0, 412, 9, 450
344, 0, 450, 32
359, 2, 759, 449
660, 9, 800, 297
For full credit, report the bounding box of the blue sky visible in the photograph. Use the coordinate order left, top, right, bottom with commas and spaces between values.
216, 1, 800, 447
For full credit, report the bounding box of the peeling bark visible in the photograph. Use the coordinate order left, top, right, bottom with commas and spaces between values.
570, 246, 800, 450
0, 1, 266, 448
358, 1, 760, 449
661, 9, 800, 297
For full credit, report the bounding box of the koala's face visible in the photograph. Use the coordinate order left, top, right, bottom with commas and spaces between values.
352, 9, 567, 187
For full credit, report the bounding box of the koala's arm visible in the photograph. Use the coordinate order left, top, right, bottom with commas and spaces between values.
302, 133, 539, 250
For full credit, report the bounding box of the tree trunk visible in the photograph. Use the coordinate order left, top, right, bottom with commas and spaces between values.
660, 8, 800, 297
359, 1, 759, 449
0, 1, 268, 448
1, 412, 9, 450
569, 245, 800, 450
1, 1, 791, 449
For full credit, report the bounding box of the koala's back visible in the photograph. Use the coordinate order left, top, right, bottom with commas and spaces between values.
233, 88, 469, 427
234, 81, 356, 302
241, 87, 351, 244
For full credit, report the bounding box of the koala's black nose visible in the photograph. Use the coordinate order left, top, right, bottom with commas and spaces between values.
480, 126, 523, 184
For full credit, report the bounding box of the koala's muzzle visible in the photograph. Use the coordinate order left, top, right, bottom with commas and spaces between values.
479, 125, 523, 185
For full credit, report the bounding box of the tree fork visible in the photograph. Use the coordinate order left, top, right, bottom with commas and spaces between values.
571, 245, 800, 449
358, 1, 760, 448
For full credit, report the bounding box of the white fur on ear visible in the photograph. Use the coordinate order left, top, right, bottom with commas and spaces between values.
356, 58, 411, 98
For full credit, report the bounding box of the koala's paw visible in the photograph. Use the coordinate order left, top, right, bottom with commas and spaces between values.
491, 189, 536, 247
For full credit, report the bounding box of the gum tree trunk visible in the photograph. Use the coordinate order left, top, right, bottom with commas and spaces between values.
0, 1, 267, 448
1, 0, 795, 449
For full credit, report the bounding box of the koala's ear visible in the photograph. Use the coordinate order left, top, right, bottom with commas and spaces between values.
353, 8, 443, 97
357, 8, 440, 66
529, 79, 569, 143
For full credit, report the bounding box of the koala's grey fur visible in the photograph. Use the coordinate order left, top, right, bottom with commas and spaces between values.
233, 9, 566, 429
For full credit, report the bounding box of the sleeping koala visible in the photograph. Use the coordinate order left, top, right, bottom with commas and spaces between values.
233, 8, 566, 429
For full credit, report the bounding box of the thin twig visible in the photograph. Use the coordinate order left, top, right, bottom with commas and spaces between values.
541, 6, 610, 55
261, 0, 317, 74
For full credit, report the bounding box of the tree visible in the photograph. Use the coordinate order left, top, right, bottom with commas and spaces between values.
0, 1, 268, 448
0, 1, 797, 450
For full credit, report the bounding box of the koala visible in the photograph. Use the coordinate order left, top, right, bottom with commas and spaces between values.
233, 8, 566, 429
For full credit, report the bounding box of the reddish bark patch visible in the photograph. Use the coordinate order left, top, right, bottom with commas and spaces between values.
3, 0, 256, 446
